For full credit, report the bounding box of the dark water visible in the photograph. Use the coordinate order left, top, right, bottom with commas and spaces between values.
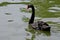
0, 0, 60, 40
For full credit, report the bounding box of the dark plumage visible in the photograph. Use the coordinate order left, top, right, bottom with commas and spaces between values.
27, 4, 50, 31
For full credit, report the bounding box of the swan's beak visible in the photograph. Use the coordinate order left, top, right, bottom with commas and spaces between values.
26, 5, 29, 11
27, 5, 29, 9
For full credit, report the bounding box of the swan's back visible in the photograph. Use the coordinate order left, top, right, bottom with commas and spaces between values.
31, 21, 50, 31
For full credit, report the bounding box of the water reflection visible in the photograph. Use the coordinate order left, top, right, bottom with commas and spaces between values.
25, 24, 51, 40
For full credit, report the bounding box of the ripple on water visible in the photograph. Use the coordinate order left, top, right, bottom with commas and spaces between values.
49, 1, 55, 3
41, 18, 60, 23
5, 13, 12, 15
8, 20, 14, 22
48, 6, 60, 12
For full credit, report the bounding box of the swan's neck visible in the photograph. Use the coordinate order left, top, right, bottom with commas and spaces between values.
29, 7, 35, 24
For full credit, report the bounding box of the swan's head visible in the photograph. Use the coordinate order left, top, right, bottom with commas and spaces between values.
27, 4, 34, 9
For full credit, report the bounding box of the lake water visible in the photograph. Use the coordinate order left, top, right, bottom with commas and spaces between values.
0, 4, 28, 40
0, 0, 30, 3
0, 0, 60, 40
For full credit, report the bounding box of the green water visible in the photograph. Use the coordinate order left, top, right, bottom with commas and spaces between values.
23, 0, 60, 40
30, 0, 60, 18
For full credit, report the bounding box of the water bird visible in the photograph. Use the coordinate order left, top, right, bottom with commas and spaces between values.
27, 4, 50, 31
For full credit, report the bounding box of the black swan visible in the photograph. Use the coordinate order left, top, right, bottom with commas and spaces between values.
27, 4, 50, 31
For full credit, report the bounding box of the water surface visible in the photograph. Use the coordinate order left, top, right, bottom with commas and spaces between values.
0, 0, 60, 40
0, 4, 29, 40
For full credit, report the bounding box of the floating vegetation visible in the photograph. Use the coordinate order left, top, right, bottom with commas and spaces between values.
25, 24, 51, 40
46, 21, 58, 24
19, 0, 60, 18
26, 38, 30, 40
29, 0, 60, 18
22, 17, 29, 22
0, 2, 8, 6
25, 24, 50, 35
24, 0, 60, 40
54, 23, 60, 27
0, 2, 31, 6
20, 8, 32, 13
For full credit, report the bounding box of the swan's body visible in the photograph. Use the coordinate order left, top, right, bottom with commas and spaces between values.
27, 4, 50, 31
